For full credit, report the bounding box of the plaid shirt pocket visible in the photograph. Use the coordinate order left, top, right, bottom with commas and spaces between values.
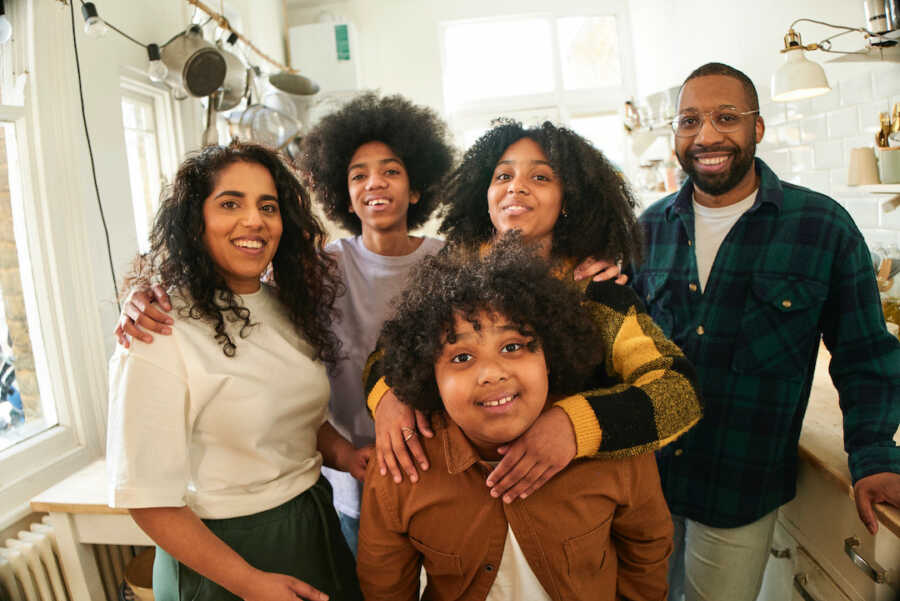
732, 273, 827, 378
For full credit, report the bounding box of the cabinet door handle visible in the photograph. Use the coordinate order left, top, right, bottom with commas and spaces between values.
793, 574, 820, 601
844, 537, 887, 583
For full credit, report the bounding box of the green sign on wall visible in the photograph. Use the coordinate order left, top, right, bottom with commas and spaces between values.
335, 24, 350, 61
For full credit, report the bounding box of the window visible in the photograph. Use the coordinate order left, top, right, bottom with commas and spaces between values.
0, 121, 54, 453
440, 6, 633, 166
121, 78, 179, 254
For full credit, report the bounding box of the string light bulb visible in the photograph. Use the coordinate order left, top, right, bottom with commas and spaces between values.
146, 43, 168, 83
0, 0, 12, 44
81, 2, 108, 38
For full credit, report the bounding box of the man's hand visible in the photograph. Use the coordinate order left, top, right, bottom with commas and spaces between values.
373, 389, 432, 483
114, 284, 174, 347
485, 407, 577, 503
573, 257, 628, 284
853, 472, 900, 534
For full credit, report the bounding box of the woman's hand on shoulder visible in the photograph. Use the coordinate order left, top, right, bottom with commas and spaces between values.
241, 569, 329, 601
486, 407, 576, 503
374, 389, 432, 484
114, 283, 174, 347
573, 257, 628, 285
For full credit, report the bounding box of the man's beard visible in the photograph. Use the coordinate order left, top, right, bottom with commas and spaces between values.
677, 139, 756, 196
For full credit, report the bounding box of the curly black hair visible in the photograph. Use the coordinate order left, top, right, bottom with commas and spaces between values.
298, 92, 455, 234
379, 233, 604, 413
438, 120, 643, 268
128, 140, 342, 363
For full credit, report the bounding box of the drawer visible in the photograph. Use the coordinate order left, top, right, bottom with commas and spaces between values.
792, 546, 853, 601
780, 460, 900, 601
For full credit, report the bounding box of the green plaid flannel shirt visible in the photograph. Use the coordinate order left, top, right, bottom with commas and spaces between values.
631, 158, 900, 527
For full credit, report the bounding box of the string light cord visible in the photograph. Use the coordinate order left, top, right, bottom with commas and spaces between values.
77, 0, 146, 49
788, 18, 891, 55
67, 0, 121, 311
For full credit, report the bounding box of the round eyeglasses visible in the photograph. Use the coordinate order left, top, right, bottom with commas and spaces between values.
671, 109, 759, 137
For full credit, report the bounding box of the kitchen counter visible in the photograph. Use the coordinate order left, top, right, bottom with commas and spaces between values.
801, 344, 900, 539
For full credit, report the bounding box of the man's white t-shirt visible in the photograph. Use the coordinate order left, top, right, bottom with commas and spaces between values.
692, 191, 758, 292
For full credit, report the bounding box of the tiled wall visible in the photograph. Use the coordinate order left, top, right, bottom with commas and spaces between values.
756, 64, 900, 249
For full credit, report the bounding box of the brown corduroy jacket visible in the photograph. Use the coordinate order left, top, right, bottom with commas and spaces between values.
357, 413, 673, 601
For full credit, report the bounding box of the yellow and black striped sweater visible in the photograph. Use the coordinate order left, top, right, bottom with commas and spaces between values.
364, 273, 702, 459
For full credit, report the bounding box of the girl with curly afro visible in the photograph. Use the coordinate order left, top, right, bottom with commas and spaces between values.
366, 120, 701, 512
357, 236, 673, 600
107, 141, 363, 601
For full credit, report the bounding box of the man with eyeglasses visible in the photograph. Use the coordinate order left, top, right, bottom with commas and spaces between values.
630, 62, 900, 601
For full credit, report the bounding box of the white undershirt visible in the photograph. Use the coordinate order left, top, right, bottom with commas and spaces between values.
485, 527, 552, 601
692, 191, 757, 292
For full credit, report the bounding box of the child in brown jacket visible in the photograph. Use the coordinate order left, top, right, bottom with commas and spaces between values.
358, 237, 675, 601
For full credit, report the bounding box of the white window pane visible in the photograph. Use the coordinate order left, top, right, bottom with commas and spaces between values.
557, 16, 621, 90
569, 113, 625, 168
0, 123, 53, 452
122, 95, 165, 254
443, 18, 554, 110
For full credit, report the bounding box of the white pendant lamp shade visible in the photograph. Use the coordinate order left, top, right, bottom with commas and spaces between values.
771, 49, 831, 102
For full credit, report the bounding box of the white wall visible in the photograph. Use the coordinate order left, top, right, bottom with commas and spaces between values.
287, 0, 635, 113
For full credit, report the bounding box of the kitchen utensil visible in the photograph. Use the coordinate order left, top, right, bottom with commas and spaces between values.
161, 25, 226, 98
878, 257, 894, 292
213, 39, 250, 111
235, 104, 301, 149
848, 147, 881, 185
887, 0, 900, 31
268, 71, 320, 96
202, 94, 219, 146
864, 0, 890, 33
877, 146, 900, 183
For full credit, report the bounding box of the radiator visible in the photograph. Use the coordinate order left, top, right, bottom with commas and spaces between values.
0, 517, 149, 601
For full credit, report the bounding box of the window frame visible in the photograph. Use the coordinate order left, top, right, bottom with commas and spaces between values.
0, 1, 112, 528
120, 73, 182, 254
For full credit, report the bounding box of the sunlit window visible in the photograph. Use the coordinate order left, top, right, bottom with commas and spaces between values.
0, 122, 54, 452
557, 16, 621, 90
121, 92, 166, 254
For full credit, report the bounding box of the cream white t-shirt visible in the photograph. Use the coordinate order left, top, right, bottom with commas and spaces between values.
692, 190, 757, 292
106, 284, 329, 519
485, 527, 552, 601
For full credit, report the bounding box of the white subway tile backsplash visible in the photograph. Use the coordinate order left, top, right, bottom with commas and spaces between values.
760, 101, 786, 126
811, 88, 841, 113
775, 125, 802, 146
861, 229, 900, 247
828, 106, 861, 138
858, 100, 892, 134
790, 146, 813, 173
882, 201, 900, 229
813, 140, 843, 170
785, 100, 811, 122
837, 198, 879, 229
843, 135, 876, 158
759, 149, 791, 174
840, 73, 874, 106
874, 70, 900, 99
800, 116, 827, 143
795, 170, 830, 195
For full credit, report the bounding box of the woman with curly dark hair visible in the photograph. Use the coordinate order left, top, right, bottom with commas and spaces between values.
366, 120, 701, 511
357, 237, 673, 600
113, 94, 456, 557
106, 141, 363, 601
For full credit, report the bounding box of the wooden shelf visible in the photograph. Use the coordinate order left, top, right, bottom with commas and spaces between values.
859, 184, 900, 194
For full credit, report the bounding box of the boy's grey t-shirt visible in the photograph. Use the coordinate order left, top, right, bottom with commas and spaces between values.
322, 234, 445, 518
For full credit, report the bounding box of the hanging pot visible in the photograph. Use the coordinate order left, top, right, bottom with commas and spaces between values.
161, 25, 226, 98
214, 38, 250, 111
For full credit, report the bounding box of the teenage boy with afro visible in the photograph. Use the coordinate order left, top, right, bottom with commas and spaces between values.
358, 235, 673, 601
297, 92, 455, 553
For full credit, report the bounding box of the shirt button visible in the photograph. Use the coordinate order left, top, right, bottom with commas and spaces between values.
484, 564, 495, 572
782, 299, 792, 308
674, 449, 684, 456
689, 283, 698, 292
687, 239, 693, 246
696, 325, 704, 335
